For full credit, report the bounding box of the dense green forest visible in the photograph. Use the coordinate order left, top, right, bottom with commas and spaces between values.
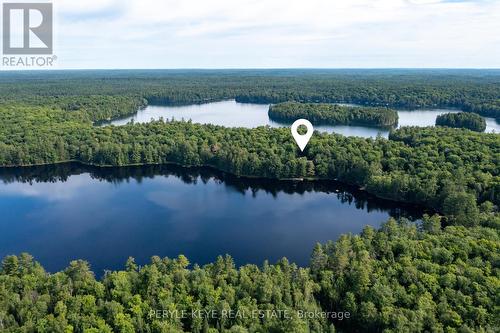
268, 102, 398, 127
0, 70, 499, 332
0, 70, 498, 224
436, 112, 487, 132
0, 101, 498, 224
0, 70, 499, 119
1, 216, 498, 332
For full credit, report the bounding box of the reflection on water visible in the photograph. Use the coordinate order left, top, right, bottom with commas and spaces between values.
0, 164, 424, 276
104, 100, 499, 138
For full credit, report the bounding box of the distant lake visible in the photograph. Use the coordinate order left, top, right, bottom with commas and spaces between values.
0, 164, 423, 276
105, 100, 499, 138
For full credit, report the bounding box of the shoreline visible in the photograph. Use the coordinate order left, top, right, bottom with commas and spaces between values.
0, 159, 434, 215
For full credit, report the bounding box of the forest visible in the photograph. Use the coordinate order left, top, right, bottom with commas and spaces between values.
1, 216, 498, 332
0, 102, 497, 225
268, 102, 398, 127
0, 71, 498, 223
435, 112, 487, 132
0, 70, 499, 332
0, 70, 499, 120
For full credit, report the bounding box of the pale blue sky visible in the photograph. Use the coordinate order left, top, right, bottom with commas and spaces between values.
47, 0, 500, 68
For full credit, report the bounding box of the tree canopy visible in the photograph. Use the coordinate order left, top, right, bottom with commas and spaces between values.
436, 112, 487, 132
268, 102, 398, 127
1, 216, 498, 332
1, 99, 498, 226
0, 70, 499, 332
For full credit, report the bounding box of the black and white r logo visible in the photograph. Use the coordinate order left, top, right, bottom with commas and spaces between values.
2, 3, 53, 54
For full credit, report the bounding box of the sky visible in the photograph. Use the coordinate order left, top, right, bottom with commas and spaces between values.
7, 0, 500, 68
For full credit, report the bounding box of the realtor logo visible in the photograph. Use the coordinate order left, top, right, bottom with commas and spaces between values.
2, 3, 53, 54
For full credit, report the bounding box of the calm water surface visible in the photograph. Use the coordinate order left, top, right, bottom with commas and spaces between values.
106, 100, 499, 138
4, 100, 494, 275
0, 164, 422, 275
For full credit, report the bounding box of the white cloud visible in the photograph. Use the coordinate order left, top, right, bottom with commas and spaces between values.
50, 0, 500, 68
0, 174, 106, 201
58, 0, 121, 15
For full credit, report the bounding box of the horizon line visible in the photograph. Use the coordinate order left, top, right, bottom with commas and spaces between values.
1, 67, 500, 72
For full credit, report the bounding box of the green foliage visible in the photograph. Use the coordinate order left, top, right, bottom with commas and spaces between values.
0, 70, 499, 332
1, 218, 498, 332
0, 254, 327, 333
0, 70, 499, 119
0, 101, 498, 225
436, 112, 487, 132
269, 102, 398, 127
313, 218, 500, 333
442, 191, 480, 226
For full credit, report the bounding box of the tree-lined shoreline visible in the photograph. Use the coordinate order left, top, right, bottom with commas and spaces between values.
0, 70, 498, 332
1, 216, 498, 332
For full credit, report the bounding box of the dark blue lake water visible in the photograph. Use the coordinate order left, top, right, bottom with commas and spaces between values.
0, 164, 423, 276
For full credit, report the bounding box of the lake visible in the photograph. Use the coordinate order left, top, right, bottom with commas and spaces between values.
105, 100, 500, 138
0, 164, 423, 276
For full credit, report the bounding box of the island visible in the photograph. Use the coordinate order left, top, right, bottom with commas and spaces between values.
436, 112, 487, 132
268, 102, 399, 127
0, 70, 498, 333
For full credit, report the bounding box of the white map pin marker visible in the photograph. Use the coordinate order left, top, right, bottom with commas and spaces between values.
291, 119, 314, 152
